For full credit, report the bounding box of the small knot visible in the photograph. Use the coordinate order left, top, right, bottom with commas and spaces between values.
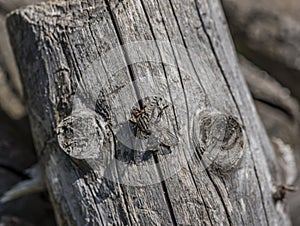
192, 110, 245, 173
57, 109, 108, 159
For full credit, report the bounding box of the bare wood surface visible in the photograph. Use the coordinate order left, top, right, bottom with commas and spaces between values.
220, 0, 300, 223
0, 0, 56, 225
0, 0, 48, 119
239, 56, 300, 226
7, 0, 292, 225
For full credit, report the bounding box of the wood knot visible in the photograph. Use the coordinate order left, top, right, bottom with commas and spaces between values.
192, 110, 245, 173
57, 109, 108, 159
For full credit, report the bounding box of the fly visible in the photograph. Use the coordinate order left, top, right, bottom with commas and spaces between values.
129, 96, 178, 154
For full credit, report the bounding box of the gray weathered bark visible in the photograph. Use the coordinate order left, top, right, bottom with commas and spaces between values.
7, 0, 292, 225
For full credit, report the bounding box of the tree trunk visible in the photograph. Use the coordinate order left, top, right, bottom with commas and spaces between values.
6, 0, 291, 225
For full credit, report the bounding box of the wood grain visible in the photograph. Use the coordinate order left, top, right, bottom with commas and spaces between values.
7, 0, 290, 225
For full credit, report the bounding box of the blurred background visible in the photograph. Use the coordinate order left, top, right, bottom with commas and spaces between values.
0, 0, 299, 225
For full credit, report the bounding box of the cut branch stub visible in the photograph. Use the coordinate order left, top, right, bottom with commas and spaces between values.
57, 109, 108, 159
192, 110, 245, 173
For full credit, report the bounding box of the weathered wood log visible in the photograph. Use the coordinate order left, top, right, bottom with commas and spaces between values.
0, 1, 56, 225
0, 0, 48, 119
221, 0, 300, 100
7, 0, 293, 225
239, 56, 300, 226
240, 56, 299, 185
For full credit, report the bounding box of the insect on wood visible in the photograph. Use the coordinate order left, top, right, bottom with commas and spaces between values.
129, 96, 179, 154
114, 96, 179, 164
273, 184, 297, 203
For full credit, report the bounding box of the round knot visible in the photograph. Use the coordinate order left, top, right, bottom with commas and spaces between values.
57, 110, 107, 159
192, 110, 245, 173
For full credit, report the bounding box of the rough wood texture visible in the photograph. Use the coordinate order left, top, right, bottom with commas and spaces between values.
239, 56, 300, 226
0, 0, 49, 120
7, 0, 291, 225
240, 56, 300, 154
0, 1, 56, 225
240, 56, 299, 183
221, 0, 300, 100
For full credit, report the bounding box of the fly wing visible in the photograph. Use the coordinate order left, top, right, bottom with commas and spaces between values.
151, 124, 179, 147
